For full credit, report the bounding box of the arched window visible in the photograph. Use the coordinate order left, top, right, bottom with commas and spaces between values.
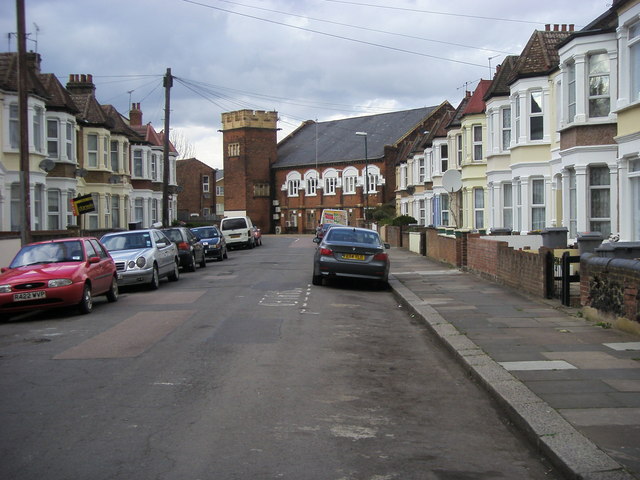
363, 165, 381, 193
285, 171, 301, 197
304, 170, 319, 196
323, 168, 338, 195
342, 167, 358, 194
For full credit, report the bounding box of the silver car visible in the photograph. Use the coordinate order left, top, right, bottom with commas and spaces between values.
100, 229, 180, 289
312, 226, 390, 288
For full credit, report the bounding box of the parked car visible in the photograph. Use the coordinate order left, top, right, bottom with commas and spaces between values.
220, 216, 255, 249
312, 226, 390, 288
252, 226, 262, 246
191, 226, 228, 261
100, 229, 180, 290
0, 237, 118, 315
161, 227, 206, 271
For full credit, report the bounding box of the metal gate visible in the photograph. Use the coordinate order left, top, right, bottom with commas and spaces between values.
546, 251, 580, 306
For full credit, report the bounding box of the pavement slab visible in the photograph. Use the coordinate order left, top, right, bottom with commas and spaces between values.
388, 247, 640, 480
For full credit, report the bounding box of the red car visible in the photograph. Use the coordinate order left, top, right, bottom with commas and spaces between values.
0, 237, 118, 315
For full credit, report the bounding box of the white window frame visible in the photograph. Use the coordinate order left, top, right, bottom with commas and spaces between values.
202, 175, 210, 193
529, 90, 543, 141
502, 183, 513, 229
287, 179, 300, 197
630, 20, 640, 102
440, 193, 449, 226
531, 178, 546, 231
343, 167, 357, 194
588, 165, 611, 237
133, 149, 143, 177
473, 187, 484, 229
47, 188, 61, 230
87, 133, 98, 168
472, 125, 483, 161
567, 61, 577, 122
47, 118, 59, 159
112, 195, 120, 229
588, 52, 610, 118
501, 107, 511, 151
33, 106, 44, 153
9, 103, 19, 149
440, 144, 449, 173
66, 121, 75, 162
110, 140, 119, 172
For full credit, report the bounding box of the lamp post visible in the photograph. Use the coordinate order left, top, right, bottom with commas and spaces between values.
355, 131, 368, 222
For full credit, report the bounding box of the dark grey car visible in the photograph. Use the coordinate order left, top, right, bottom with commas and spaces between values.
161, 227, 206, 272
312, 226, 390, 288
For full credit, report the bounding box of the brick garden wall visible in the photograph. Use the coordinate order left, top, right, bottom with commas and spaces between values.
580, 255, 640, 324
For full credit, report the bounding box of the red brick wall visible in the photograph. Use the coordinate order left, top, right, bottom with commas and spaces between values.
424, 228, 548, 298
580, 256, 640, 324
176, 158, 217, 219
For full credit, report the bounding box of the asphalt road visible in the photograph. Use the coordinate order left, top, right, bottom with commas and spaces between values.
0, 235, 564, 479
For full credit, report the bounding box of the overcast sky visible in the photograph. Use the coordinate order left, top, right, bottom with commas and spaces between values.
4, 0, 610, 169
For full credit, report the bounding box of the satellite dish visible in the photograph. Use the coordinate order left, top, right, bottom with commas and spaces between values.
39, 159, 55, 172
74, 168, 88, 178
442, 169, 462, 193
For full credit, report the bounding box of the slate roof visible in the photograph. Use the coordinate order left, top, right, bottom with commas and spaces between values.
509, 28, 572, 82
483, 55, 519, 101
463, 80, 492, 116
0, 52, 48, 98
446, 92, 471, 129
39, 73, 79, 114
101, 104, 143, 140
274, 107, 437, 169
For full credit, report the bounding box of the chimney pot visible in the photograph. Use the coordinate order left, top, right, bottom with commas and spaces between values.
545, 24, 550, 31
569, 24, 574, 31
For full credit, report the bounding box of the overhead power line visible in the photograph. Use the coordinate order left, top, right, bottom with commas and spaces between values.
324, 0, 550, 25
207, 0, 512, 55
180, 0, 487, 68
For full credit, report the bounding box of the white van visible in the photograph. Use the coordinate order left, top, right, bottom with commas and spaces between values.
220, 216, 255, 249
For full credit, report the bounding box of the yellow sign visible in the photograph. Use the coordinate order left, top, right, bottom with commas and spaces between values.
72, 194, 95, 216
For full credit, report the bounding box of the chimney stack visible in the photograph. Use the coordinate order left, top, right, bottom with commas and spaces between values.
129, 102, 142, 127
66, 73, 96, 94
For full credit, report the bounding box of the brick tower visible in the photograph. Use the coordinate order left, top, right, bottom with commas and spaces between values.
221, 109, 278, 233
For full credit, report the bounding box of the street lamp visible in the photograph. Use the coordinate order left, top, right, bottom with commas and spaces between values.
355, 131, 368, 222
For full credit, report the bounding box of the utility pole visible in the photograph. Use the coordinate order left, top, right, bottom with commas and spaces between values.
162, 68, 172, 227
16, 0, 31, 245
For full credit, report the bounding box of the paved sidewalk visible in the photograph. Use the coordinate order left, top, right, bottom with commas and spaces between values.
388, 247, 640, 480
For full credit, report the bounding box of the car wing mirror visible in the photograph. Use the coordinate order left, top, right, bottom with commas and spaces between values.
88, 256, 101, 264
384, 243, 391, 249
313, 237, 321, 244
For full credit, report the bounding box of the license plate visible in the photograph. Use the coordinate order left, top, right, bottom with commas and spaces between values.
230, 234, 241, 238
342, 253, 365, 260
14, 291, 46, 302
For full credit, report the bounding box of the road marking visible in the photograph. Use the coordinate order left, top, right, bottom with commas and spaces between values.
259, 288, 304, 306
604, 342, 640, 351
54, 310, 194, 359
499, 360, 577, 371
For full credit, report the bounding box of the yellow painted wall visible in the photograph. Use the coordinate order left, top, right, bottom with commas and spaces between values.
509, 144, 551, 167
617, 106, 640, 138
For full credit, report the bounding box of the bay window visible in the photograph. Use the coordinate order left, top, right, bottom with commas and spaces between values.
588, 53, 610, 118
440, 144, 448, 172
47, 189, 61, 230
111, 141, 119, 172
47, 119, 59, 159
531, 179, 545, 230
441, 194, 449, 226
502, 183, 513, 229
33, 106, 43, 152
501, 108, 511, 151
529, 91, 543, 141
133, 150, 143, 177
10, 103, 19, 149
631, 21, 640, 102
473, 125, 483, 161
589, 166, 611, 236
473, 187, 484, 229
567, 62, 576, 122
66, 122, 75, 161
87, 134, 98, 168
